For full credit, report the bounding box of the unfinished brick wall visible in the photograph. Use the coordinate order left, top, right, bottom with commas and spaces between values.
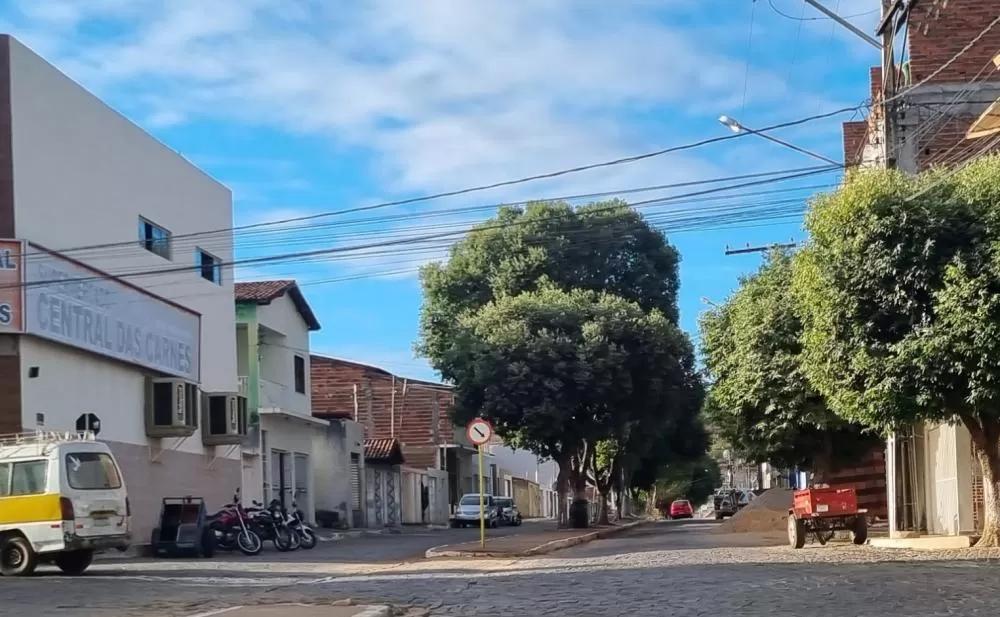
310, 355, 455, 470
907, 0, 1000, 85
813, 445, 888, 519
842, 121, 868, 166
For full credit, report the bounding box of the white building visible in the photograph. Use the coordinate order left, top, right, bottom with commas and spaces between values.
234, 280, 329, 522
478, 439, 559, 519
0, 35, 242, 544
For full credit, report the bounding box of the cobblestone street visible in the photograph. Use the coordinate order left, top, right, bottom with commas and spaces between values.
6, 520, 1000, 616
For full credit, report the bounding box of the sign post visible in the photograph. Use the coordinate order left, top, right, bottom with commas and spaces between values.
465, 418, 494, 549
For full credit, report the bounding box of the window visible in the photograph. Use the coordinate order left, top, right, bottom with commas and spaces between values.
197, 248, 222, 285
294, 355, 306, 394
10, 460, 47, 496
0, 463, 8, 497
65, 453, 122, 490
138, 217, 172, 260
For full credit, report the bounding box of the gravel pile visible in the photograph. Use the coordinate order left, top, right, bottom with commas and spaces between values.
717, 488, 794, 534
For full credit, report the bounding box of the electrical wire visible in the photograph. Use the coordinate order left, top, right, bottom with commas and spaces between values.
741, 0, 758, 115
42, 165, 838, 268
767, 0, 878, 21
11, 105, 866, 263
3, 165, 839, 291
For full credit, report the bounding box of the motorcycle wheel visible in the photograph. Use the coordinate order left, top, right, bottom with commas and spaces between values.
236, 529, 263, 556
273, 527, 293, 552
286, 528, 301, 551
299, 528, 317, 550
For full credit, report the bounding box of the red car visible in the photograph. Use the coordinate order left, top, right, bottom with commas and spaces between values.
669, 499, 694, 519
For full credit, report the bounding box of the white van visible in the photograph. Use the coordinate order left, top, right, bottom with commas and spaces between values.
0, 431, 130, 576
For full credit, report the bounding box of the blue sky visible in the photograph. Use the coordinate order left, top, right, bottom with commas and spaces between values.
0, 0, 885, 382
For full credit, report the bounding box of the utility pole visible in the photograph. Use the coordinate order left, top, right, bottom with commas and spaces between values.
724, 241, 797, 256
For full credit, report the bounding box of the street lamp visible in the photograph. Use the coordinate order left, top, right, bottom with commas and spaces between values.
718, 115, 844, 168
700, 296, 719, 308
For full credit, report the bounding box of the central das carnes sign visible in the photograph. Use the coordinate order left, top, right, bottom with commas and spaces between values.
23, 245, 201, 381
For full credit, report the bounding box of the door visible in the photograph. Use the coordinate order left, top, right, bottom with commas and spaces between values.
350, 453, 363, 526
271, 450, 291, 508
293, 452, 310, 519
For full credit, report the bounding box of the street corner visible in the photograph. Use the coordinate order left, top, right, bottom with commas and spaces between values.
424, 518, 649, 558
184, 602, 396, 617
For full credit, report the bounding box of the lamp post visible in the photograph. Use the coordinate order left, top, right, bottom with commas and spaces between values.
718, 115, 844, 168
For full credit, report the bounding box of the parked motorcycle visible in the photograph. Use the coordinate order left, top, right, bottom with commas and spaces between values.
286, 501, 317, 550
247, 499, 293, 552
207, 488, 263, 556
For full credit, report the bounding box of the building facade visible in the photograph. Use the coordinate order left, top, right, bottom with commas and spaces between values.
234, 280, 328, 521
841, 1, 1000, 540
310, 355, 468, 518
0, 35, 242, 544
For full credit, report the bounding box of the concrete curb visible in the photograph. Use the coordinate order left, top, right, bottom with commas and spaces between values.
353, 606, 394, 617
424, 519, 648, 558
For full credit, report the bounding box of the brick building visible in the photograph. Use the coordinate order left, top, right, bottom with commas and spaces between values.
840, 0, 1000, 540
310, 355, 477, 509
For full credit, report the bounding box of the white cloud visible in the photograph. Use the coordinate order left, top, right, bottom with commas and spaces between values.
1, 0, 849, 202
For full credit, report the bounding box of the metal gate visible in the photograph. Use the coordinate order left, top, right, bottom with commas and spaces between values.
293, 452, 310, 518
350, 453, 363, 525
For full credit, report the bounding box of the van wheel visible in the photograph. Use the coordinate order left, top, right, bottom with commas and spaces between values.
1, 535, 38, 576
54, 550, 94, 575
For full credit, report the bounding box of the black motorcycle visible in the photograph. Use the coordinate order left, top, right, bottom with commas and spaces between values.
247, 499, 293, 552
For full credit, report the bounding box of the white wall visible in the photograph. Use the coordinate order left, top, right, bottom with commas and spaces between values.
257, 295, 311, 417
484, 444, 559, 490
312, 418, 364, 526
19, 337, 144, 442
7, 37, 236, 399
261, 413, 323, 521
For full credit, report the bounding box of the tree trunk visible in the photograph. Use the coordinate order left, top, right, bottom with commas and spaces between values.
962, 415, 1000, 547
555, 455, 570, 528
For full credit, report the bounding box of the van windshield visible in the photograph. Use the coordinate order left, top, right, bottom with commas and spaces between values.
65, 453, 122, 490
460, 495, 490, 506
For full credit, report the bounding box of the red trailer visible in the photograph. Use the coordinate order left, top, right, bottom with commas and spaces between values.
787, 487, 868, 549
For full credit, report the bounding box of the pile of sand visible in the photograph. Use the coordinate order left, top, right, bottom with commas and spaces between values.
716, 488, 794, 534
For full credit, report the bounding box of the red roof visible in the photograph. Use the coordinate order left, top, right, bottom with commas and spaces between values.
364, 438, 405, 465
234, 280, 321, 331
235, 280, 296, 302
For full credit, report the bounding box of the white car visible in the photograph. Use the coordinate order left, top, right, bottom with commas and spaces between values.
449, 494, 499, 528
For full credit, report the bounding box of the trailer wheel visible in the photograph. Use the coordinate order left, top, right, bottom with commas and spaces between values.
852, 515, 868, 545
788, 514, 805, 549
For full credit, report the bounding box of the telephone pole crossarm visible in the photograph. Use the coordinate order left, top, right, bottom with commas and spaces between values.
802, 0, 883, 49
724, 242, 797, 256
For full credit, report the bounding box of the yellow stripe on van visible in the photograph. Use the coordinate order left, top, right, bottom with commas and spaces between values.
0, 494, 62, 525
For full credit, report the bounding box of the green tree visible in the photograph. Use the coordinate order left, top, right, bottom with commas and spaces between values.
418, 201, 696, 524
700, 251, 879, 477
793, 157, 1000, 546
437, 283, 695, 523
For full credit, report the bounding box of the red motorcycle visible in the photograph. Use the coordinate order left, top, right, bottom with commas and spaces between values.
207, 487, 263, 556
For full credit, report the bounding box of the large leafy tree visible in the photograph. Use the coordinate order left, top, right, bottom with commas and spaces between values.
793, 157, 1000, 546
419, 200, 700, 524
437, 284, 694, 522
700, 251, 879, 477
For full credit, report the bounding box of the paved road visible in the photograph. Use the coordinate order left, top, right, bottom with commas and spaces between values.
7, 519, 1000, 616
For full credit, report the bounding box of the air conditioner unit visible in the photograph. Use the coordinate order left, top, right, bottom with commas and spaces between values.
202, 392, 249, 446
144, 377, 199, 438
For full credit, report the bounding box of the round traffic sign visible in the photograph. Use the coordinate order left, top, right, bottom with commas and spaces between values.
466, 418, 493, 445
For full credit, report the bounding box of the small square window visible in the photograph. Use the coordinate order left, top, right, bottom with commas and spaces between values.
138, 217, 172, 260
197, 248, 222, 285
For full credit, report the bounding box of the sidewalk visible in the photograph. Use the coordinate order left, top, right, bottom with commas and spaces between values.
425, 519, 647, 558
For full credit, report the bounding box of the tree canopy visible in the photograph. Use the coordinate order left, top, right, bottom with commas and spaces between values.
418, 200, 706, 523
793, 156, 1000, 545
700, 250, 878, 476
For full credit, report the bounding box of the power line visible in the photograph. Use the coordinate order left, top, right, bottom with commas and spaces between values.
6, 166, 840, 293
13, 104, 866, 262
767, 0, 877, 21
47, 165, 838, 267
